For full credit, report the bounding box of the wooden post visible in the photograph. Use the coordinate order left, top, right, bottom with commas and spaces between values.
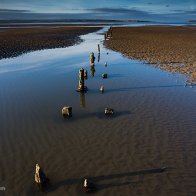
90, 52, 95, 64
77, 68, 87, 92
79, 68, 85, 90
110, 26, 112, 36
102, 73, 107, 78
35, 164, 49, 191
100, 85, 104, 93
62, 106, 72, 117
83, 178, 95, 193
105, 108, 114, 115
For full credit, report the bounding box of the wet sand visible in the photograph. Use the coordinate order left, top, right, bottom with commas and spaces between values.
105, 26, 196, 83
0, 27, 196, 196
0, 26, 101, 59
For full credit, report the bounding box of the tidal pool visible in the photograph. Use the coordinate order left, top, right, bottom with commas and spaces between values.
0, 27, 196, 196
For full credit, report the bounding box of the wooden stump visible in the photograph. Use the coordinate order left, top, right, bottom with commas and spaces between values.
105, 108, 114, 115
90, 52, 95, 64
102, 73, 108, 78
62, 106, 72, 117
35, 164, 49, 191
100, 85, 104, 93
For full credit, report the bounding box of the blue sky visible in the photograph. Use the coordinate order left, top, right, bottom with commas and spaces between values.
0, 0, 195, 21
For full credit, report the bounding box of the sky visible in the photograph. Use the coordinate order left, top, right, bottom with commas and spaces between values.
0, 0, 195, 22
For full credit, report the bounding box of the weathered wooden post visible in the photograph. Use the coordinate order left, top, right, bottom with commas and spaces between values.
98, 44, 100, 53
105, 108, 114, 115
79, 68, 85, 91
62, 106, 72, 117
83, 178, 95, 193
109, 26, 112, 37
90, 52, 95, 65
77, 68, 87, 92
100, 85, 104, 93
102, 73, 107, 78
35, 163, 49, 191
90, 65, 95, 77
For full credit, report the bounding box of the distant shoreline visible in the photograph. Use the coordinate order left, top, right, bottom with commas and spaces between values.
105, 26, 196, 82
0, 26, 101, 59
0, 19, 152, 24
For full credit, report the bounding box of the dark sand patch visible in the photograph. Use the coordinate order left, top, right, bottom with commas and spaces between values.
105, 26, 196, 83
0, 26, 101, 59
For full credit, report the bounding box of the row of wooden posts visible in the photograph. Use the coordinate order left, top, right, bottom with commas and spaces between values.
35, 163, 96, 193
104, 26, 113, 40
35, 28, 114, 192
62, 34, 114, 118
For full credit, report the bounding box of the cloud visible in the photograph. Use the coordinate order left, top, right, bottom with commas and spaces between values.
87, 7, 153, 18
89, 7, 147, 13
0, 6, 195, 22
0, 8, 30, 13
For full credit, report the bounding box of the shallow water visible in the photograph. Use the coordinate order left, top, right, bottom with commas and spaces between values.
0, 27, 196, 196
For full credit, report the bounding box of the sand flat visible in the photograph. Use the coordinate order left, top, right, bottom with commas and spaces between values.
105, 26, 196, 82
0, 26, 101, 59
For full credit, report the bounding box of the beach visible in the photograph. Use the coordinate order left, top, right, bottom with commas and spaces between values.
0, 27, 196, 196
0, 26, 101, 59
105, 26, 196, 83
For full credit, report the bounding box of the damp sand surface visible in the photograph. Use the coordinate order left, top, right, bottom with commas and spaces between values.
0, 26, 101, 59
105, 26, 196, 83
0, 27, 196, 196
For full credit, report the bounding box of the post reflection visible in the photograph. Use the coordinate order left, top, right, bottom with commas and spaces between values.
98, 53, 100, 63
79, 92, 86, 108
90, 64, 95, 77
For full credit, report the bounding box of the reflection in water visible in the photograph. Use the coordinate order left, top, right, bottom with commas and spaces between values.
79, 92, 86, 108
98, 53, 100, 63
98, 44, 100, 54
90, 64, 96, 77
